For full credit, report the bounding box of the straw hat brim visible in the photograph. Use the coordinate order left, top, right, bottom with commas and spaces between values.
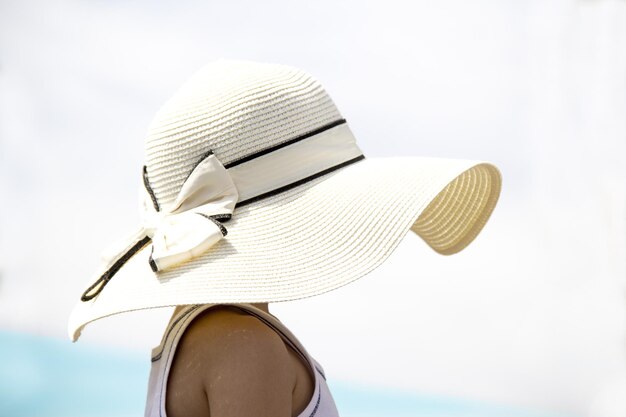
68, 156, 501, 341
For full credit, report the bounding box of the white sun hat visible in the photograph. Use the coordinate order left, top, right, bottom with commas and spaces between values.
68, 58, 502, 342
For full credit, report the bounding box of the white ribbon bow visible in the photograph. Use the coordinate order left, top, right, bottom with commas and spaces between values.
83, 151, 238, 301
139, 151, 239, 272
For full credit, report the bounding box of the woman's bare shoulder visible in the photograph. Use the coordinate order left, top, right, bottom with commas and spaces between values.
167, 306, 296, 417
182, 306, 293, 363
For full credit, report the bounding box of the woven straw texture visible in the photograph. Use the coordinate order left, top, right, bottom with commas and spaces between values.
145, 59, 342, 207
69, 59, 502, 341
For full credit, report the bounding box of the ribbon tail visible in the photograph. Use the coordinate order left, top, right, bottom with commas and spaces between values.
81, 231, 151, 302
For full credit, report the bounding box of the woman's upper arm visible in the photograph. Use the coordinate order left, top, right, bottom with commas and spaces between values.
201, 314, 296, 417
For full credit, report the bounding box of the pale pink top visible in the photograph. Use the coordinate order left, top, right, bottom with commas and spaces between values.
144, 303, 341, 417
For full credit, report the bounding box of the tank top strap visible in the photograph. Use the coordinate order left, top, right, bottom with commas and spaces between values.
145, 304, 211, 417
149, 304, 199, 362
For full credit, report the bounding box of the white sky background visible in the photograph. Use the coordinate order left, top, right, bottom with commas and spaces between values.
1, 0, 625, 415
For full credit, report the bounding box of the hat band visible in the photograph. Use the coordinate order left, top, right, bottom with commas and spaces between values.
227, 119, 364, 207
80, 119, 365, 302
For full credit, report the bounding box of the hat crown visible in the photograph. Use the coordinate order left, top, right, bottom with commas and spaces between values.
143, 59, 343, 207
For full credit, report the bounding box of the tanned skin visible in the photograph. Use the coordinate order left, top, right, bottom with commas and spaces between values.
165, 303, 316, 417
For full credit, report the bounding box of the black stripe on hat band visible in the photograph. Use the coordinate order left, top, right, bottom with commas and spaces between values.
235, 154, 365, 208
224, 118, 347, 169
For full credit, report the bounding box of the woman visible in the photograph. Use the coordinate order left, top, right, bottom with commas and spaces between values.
68, 59, 501, 417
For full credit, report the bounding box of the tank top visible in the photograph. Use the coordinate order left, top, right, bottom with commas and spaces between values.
144, 303, 341, 417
